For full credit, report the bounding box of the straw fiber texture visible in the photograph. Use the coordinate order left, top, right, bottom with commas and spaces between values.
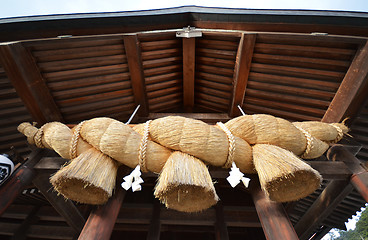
154, 151, 219, 212
252, 144, 322, 202
293, 121, 348, 142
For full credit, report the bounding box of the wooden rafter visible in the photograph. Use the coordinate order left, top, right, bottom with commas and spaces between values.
124, 34, 149, 117
294, 180, 353, 240
78, 185, 126, 240
0, 42, 64, 124
250, 180, 299, 240
229, 33, 256, 117
182, 37, 196, 112
33, 173, 86, 233
322, 40, 368, 123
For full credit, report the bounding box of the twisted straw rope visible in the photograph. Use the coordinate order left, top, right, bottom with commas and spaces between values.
69, 121, 86, 159
295, 126, 313, 159
216, 122, 236, 168
34, 125, 46, 148
329, 124, 344, 144
138, 120, 151, 172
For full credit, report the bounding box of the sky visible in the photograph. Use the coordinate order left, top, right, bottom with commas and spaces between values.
1, 0, 368, 19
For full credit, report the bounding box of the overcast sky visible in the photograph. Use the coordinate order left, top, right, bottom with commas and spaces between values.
1, 0, 368, 19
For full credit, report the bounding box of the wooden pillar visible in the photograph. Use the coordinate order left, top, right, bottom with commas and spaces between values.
147, 200, 161, 240
0, 149, 45, 216
123, 35, 149, 117
182, 37, 196, 112
250, 180, 299, 240
327, 145, 368, 202
78, 186, 126, 240
214, 202, 229, 240
229, 33, 256, 117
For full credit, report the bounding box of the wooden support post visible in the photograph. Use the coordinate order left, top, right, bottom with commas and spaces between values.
214, 202, 229, 240
322, 40, 368, 123
250, 180, 299, 240
147, 200, 161, 240
182, 37, 196, 112
327, 145, 368, 202
0, 42, 64, 124
229, 33, 256, 117
124, 35, 149, 117
33, 173, 86, 233
11, 205, 40, 240
294, 180, 353, 240
78, 186, 126, 240
0, 149, 45, 216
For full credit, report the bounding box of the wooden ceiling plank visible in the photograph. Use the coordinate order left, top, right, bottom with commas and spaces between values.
12, 205, 40, 240
294, 180, 353, 240
123, 35, 149, 117
0, 149, 45, 216
78, 186, 126, 240
0, 42, 64, 124
32, 173, 86, 233
230, 33, 256, 117
183, 37, 196, 112
322, 40, 368, 123
250, 180, 299, 240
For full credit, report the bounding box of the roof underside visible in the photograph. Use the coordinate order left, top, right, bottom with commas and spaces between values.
0, 6, 368, 240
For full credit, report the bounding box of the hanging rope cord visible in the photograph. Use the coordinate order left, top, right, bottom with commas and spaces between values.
216, 122, 236, 169
69, 121, 86, 159
138, 120, 151, 172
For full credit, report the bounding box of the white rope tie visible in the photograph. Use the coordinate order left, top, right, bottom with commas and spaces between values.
295, 126, 313, 159
329, 124, 344, 144
216, 122, 236, 169
34, 125, 46, 148
138, 120, 151, 173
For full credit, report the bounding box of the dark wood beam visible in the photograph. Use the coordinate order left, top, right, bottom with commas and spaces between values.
229, 33, 256, 117
78, 186, 126, 240
0, 149, 45, 216
215, 202, 229, 240
294, 180, 353, 240
123, 34, 149, 117
250, 180, 299, 240
322, 40, 368, 123
12, 205, 40, 240
182, 37, 196, 112
32, 173, 86, 233
147, 200, 161, 240
0, 42, 64, 124
327, 145, 368, 202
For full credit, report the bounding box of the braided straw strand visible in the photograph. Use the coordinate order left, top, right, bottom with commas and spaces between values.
216, 122, 236, 168
295, 126, 313, 159
34, 125, 46, 148
329, 124, 344, 144
69, 121, 86, 159
138, 120, 151, 172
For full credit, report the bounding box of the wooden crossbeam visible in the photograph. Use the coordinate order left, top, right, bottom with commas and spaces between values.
124, 35, 149, 117
229, 33, 256, 117
0, 42, 64, 124
33, 173, 86, 233
250, 180, 299, 240
182, 37, 196, 112
294, 180, 353, 240
0, 149, 45, 216
322, 40, 368, 123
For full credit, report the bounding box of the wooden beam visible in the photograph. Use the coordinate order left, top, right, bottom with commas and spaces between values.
215, 202, 229, 240
250, 180, 299, 240
322, 40, 368, 123
0, 42, 64, 124
32, 173, 86, 233
182, 37, 196, 112
78, 186, 126, 240
0, 149, 45, 216
123, 35, 149, 117
229, 33, 256, 117
146, 200, 161, 240
294, 180, 353, 240
12, 205, 40, 240
327, 145, 368, 202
